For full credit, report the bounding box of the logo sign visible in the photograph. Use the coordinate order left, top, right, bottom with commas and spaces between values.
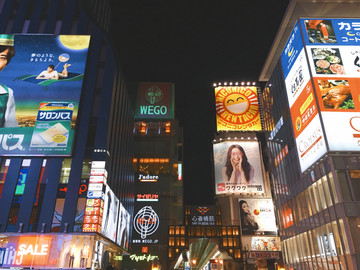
136, 193, 159, 202
88, 183, 103, 191
89, 175, 106, 184
0, 35, 90, 156
190, 205, 216, 226
135, 82, 174, 119
90, 168, 107, 178
133, 206, 159, 240
87, 190, 104, 199
129, 254, 159, 262
91, 161, 106, 169
214, 86, 262, 131
138, 174, 158, 182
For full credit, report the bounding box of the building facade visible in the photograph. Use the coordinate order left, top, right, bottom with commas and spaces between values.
0, 0, 134, 269
260, 0, 360, 269
122, 82, 183, 270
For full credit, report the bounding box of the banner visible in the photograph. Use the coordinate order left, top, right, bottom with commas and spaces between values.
214, 86, 262, 131
0, 34, 90, 155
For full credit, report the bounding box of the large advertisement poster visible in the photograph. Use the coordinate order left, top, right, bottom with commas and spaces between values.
135, 82, 174, 119
301, 18, 360, 152
238, 199, 277, 235
0, 34, 89, 156
101, 186, 119, 242
213, 141, 265, 195
214, 86, 262, 131
116, 202, 131, 249
281, 22, 327, 172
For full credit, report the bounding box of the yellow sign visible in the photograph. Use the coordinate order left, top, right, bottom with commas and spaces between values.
215, 86, 262, 131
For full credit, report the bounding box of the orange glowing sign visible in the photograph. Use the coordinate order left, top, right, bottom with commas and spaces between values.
214, 86, 262, 131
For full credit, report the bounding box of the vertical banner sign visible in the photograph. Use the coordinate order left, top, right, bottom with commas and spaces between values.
82, 162, 106, 234
135, 82, 174, 119
214, 86, 262, 131
280, 21, 327, 172
0, 34, 90, 156
301, 18, 360, 151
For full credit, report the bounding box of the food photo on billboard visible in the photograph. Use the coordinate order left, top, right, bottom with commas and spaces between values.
0, 34, 90, 156
213, 141, 265, 195
238, 199, 277, 236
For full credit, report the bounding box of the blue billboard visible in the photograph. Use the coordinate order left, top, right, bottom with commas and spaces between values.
0, 34, 90, 156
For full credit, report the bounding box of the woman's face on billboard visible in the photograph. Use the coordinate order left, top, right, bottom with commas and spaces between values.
231, 147, 242, 164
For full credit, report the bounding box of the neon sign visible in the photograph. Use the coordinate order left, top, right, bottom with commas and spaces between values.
129, 254, 159, 262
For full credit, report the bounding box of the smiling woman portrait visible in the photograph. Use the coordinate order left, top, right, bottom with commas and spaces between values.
222, 144, 254, 186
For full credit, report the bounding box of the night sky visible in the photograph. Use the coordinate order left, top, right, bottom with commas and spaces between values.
109, 0, 290, 204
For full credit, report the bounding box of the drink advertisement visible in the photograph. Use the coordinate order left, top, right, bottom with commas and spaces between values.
0, 34, 90, 156
213, 141, 265, 195
238, 199, 277, 235
214, 86, 262, 131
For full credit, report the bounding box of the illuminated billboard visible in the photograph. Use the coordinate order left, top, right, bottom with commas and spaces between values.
101, 185, 119, 242
116, 202, 131, 249
190, 205, 216, 226
238, 199, 277, 235
135, 82, 174, 119
301, 18, 360, 152
214, 86, 262, 131
281, 22, 327, 172
0, 34, 89, 156
132, 205, 160, 244
0, 234, 94, 269
213, 141, 265, 195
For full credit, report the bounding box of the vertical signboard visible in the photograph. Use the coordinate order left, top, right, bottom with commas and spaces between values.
238, 199, 277, 235
301, 18, 360, 151
214, 86, 262, 131
0, 34, 90, 156
135, 82, 174, 119
281, 21, 327, 172
213, 141, 265, 195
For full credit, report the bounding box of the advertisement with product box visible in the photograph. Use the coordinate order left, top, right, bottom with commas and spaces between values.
0, 34, 90, 156
214, 86, 262, 131
135, 82, 174, 119
213, 141, 265, 195
238, 199, 277, 235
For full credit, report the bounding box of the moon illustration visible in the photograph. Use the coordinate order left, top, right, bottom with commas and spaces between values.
59, 35, 90, 50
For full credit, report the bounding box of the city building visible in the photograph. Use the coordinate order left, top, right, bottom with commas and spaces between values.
169, 83, 282, 270
121, 82, 183, 270
0, 0, 134, 269
259, 0, 360, 269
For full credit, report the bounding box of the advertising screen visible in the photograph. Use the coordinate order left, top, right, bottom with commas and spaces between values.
135, 82, 174, 119
0, 34, 90, 156
300, 18, 360, 152
213, 141, 265, 195
214, 86, 262, 131
238, 199, 277, 235
116, 203, 131, 249
281, 22, 327, 172
101, 186, 119, 242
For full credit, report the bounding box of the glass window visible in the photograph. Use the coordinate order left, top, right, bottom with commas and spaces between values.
321, 176, 333, 207
29, 159, 47, 232
0, 159, 10, 198
328, 172, 339, 204
7, 159, 31, 232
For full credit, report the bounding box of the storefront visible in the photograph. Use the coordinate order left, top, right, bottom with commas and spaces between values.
0, 233, 126, 269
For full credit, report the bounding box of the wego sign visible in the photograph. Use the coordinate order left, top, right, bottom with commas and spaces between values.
136, 83, 174, 119
214, 86, 262, 131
